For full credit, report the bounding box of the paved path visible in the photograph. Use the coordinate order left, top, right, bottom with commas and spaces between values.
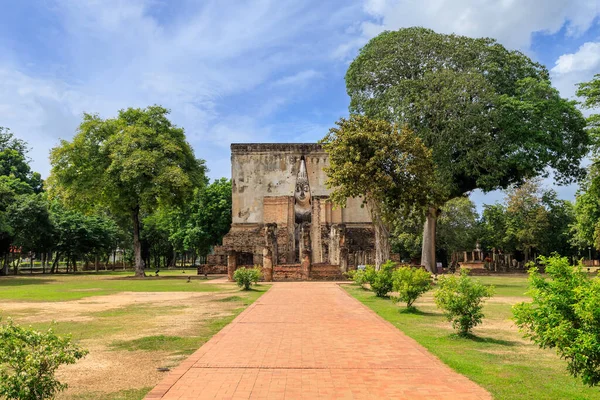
145, 283, 491, 400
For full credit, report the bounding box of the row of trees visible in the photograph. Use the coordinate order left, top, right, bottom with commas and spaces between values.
323, 28, 595, 270
0, 107, 232, 276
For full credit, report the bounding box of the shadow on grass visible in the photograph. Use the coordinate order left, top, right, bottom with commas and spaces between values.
399, 307, 438, 316
448, 332, 518, 346
0, 278, 56, 286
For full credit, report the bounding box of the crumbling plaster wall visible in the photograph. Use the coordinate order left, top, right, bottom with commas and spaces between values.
231, 143, 371, 225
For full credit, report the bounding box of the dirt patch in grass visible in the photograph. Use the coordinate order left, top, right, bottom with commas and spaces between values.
1, 285, 268, 399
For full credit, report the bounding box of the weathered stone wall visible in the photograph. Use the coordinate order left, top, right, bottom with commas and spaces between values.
231, 144, 371, 225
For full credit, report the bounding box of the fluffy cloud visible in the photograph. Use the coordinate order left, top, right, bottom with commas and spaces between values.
551, 42, 600, 105
0, 0, 362, 179
359, 0, 599, 50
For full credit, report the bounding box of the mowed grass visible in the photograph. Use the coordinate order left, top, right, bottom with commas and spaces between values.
0, 272, 223, 301
0, 273, 269, 400
344, 275, 600, 400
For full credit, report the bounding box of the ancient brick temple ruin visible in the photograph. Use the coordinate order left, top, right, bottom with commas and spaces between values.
201, 143, 375, 281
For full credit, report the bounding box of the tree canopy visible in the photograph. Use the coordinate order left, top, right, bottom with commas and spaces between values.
346, 27, 589, 270
49, 106, 207, 276
346, 27, 588, 198
321, 115, 434, 267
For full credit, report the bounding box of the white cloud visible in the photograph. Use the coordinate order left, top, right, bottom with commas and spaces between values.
350, 0, 600, 54
552, 42, 600, 75
551, 41, 600, 104
0, 0, 364, 179
273, 70, 322, 87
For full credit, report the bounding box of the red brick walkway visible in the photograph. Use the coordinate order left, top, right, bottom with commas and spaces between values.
145, 283, 491, 399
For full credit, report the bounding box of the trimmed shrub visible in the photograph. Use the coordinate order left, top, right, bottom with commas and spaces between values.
233, 267, 262, 290
513, 255, 600, 386
370, 261, 395, 298
350, 266, 374, 289
0, 319, 88, 400
392, 266, 432, 308
434, 269, 494, 335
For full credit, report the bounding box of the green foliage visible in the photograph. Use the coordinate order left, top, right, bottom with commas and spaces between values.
513, 255, 600, 386
0, 127, 43, 193
480, 180, 576, 258
187, 178, 232, 257
0, 319, 88, 400
321, 115, 435, 265
233, 267, 262, 290
346, 27, 588, 201
7, 194, 55, 255
576, 74, 600, 148
572, 163, 600, 251
437, 197, 480, 261
49, 106, 206, 276
391, 266, 432, 308
350, 266, 375, 289
369, 261, 395, 298
434, 270, 494, 335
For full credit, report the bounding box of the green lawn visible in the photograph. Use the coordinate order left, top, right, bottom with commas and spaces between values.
0, 271, 224, 301
0, 273, 268, 400
344, 276, 600, 400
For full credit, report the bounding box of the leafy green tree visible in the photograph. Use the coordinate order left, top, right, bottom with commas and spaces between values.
346, 27, 589, 271
0, 319, 88, 400
577, 74, 600, 146
322, 115, 435, 267
513, 255, 600, 386
437, 197, 480, 265
540, 191, 576, 257
0, 127, 43, 193
480, 203, 510, 254
504, 181, 550, 262
572, 163, 600, 251
189, 178, 232, 257
49, 106, 206, 276
7, 194, 55, 271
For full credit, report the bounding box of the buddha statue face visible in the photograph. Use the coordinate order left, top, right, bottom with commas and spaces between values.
295, 180, 310, 206
294, 157, 311, 223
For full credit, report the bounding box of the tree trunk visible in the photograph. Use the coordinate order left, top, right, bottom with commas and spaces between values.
366, 199, 390, 270
132, 206, 145, 277
1, 254, 8, 276
421, 206, 439, 273
51, 252, 60, 274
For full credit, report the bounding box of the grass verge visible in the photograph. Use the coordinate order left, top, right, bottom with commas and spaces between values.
344, 276, 599, 400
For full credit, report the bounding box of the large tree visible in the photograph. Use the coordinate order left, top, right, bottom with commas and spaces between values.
49, 106, 206, 276
346, 27, 589, 271
322, 115, 435, 268
437, 197, 480, 265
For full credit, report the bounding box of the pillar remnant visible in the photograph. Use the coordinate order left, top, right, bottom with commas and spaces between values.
263, 247, 273, 282
227, 250, 237, 281
301, 250, 312, 280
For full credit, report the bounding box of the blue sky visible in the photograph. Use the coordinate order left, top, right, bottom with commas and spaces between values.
1, 0, 599, 211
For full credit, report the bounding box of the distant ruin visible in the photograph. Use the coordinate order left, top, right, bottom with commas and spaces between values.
200, 143, 376, 280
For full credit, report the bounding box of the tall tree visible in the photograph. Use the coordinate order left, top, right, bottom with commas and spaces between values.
189, 178, 232, 257
0, 127, 43, 193
437, 197, 480, 265
322, 115, 435, 268
345, 27, 589, 271
49, 106, 206, 276
7, 194, 55, 267
577, 74, 600, 146
504, 181, 550, 262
